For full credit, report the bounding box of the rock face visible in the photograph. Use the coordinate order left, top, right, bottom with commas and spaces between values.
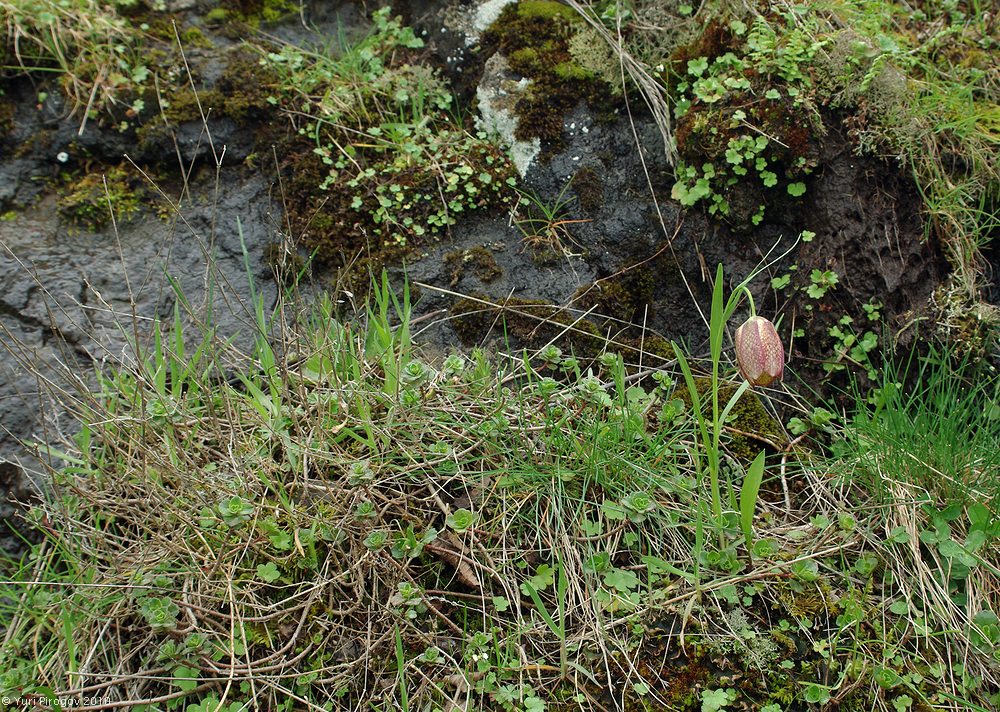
475, 54, 541, 177
401, 0, 949, 384
0, 0, 957, 553
0, 116, 278, 555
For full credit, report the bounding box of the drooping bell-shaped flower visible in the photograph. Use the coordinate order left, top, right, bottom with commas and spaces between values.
734, 316, 784, 387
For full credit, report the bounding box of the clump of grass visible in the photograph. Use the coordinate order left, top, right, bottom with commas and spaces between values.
840, 343, 1000, 508
824, 343, 1000, 709
0, 275, 696, 708
0, 0, 148, 119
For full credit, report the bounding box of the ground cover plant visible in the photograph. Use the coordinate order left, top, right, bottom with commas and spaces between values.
261, 7, 518, 255
0, 0, 998, 709
1, 264, 998, 710
644, 0, 998, 329
0, 0, 145, 120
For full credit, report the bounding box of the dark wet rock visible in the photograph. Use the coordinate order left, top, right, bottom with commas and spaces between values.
399, 0, 495, 102
985, 223, 1000, 307
0, 459, 39, 556
272, 0, 366, 47
163, 115, 255, 165
774, 124, 948, 383
0, 172, 279, 553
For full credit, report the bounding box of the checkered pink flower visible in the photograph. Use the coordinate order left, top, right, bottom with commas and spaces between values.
734, 316, 784, 387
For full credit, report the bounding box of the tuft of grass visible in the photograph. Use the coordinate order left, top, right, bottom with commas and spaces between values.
839, 343, 1000, 509
0, 0, 148, 119
822, 344, 1000, 710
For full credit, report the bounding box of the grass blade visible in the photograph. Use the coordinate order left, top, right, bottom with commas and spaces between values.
740, 450, 766, 549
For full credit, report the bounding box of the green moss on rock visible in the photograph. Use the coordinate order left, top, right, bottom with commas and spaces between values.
443, 246, 502, 287
673, 377, 785, 461
221, 0, 299, 28
135, 47, 280, 154
480, 1, 620, 146
179, 26, 213, 49
574, 268, 656, 325
58, 166, 143, 230
451, 295, 605, 352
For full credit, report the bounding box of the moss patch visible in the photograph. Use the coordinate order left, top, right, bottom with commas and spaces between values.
574, 268, 656, 325
220, 0, 299, 28
572, 165, 604, 215
0, 97, 14, 139
443, 246, 502, 287
179, 26, 213, 50
161, 48, 277, 125
58, 166, 144, 230
134, 47, 281, 156
452, 295, 605, 352
673, 378, 785, 461
480, 1, 621, 147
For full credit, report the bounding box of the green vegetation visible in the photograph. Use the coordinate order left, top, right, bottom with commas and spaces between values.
57, 165, 143, 229
2, 267, 999, 710
264, 8, 517, 255
668, 14, 822, 225
842, 345, 1000, 509
480, 0, 622, 144
513, 180, 583, 261
641, 0, 998, 311
443, 246, 503, 287
221, 0, 299, 28
0, 0, 148, 117
0, 0, 998, 710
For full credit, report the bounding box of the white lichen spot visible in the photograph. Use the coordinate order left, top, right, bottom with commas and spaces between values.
470, 0, 516, 42
475, 54, 540, 177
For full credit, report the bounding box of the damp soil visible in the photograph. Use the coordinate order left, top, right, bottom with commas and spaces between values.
0, 0, 956, 557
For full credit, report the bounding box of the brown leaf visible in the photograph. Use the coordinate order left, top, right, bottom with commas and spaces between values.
426, 534, 481, 589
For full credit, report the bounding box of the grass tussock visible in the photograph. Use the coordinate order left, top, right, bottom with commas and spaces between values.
0, 0, 145, 118
1, 271, 999, 711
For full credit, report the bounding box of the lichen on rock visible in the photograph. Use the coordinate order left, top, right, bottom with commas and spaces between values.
475, 54, 542, 177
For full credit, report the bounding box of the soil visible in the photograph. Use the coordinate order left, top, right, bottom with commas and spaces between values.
0, 0, 960, 554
